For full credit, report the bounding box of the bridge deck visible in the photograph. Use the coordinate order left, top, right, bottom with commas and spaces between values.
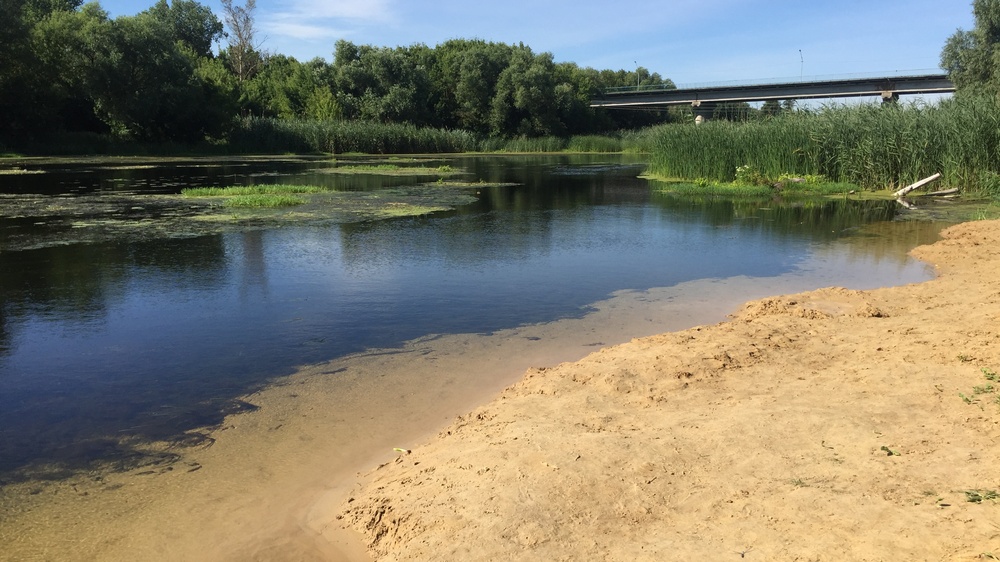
590, 73, 954, 108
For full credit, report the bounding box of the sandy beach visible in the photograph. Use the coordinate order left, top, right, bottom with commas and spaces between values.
338, 219, 1000, 561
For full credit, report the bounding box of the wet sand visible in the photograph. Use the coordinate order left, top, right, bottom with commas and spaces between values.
0, 221, 944, 561
340, 219, 1000, 561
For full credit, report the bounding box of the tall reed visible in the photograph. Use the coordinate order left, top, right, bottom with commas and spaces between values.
229, 118, 480, 154
643, 96, 1000, 195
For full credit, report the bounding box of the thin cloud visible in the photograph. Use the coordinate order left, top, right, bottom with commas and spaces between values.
278, 0, 396, 21
262, 20, 349, 41
260, 0, 398, 42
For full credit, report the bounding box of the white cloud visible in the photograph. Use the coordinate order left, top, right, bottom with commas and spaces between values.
260, 0, 399, 42
262, 20, 350, 41
262, 0, 396, 26
283, 0, 396, 21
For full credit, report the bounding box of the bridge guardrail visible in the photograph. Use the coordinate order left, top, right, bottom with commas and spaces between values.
603, 69, 947, 96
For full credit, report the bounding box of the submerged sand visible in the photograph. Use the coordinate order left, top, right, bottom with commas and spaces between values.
339, 220, 1000, 561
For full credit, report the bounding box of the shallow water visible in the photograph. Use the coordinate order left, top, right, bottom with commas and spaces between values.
0, 154, 943, 482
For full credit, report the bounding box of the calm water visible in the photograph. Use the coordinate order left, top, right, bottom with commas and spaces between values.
0, 154, 937, 478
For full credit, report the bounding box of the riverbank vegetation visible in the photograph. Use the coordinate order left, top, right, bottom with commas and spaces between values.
638, 0, 1000, 199
637, 95, 1000, 198
5, 0, 1000, 203
0, 0, 673, 153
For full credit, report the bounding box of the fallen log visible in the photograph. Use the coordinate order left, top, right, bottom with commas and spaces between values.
921, 188, 959, 197
893, 173, 942, 197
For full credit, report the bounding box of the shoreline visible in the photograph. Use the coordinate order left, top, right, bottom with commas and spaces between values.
338, 219, 1000, 561
0, 220, 946, 561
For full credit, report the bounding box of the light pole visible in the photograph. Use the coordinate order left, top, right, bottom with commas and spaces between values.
635, 61, 640, 89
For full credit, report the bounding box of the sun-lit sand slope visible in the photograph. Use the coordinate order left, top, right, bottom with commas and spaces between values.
341, 220, 1000, 561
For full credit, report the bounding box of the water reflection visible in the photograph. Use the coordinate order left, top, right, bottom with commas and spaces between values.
0, 155, 942, 480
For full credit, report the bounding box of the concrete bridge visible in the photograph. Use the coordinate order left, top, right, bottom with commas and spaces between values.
590, 72, 955, 120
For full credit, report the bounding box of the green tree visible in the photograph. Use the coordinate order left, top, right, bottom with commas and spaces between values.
941, 0, 1000, 93
332, 40, 432, 124
0, 0, 92, 142
29, 3, 112, 133
145, 0, 223, 57
87, 4, 232, 141
425, 39, 513, 132
490, 46, 564, 136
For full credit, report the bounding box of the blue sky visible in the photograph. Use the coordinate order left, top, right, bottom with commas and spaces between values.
99, 0, 973, 85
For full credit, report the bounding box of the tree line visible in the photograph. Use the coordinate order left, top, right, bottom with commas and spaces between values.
0, 0, 681, 148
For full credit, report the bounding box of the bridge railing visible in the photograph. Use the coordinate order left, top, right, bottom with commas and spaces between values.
603, 68, 947, 95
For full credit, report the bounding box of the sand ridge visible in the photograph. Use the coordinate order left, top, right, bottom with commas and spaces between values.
339, 220, 1000, 561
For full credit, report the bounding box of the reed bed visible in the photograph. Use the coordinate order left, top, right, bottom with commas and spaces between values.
496, 136, 568, 153
566, 135, 623, 152
483, 135, 623, 153
229, 118, 480, 154
643, 96, 1000, 195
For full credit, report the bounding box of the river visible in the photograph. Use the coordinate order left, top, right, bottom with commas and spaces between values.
0, 153, 945, 560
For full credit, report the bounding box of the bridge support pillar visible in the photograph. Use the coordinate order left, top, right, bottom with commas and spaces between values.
881, 91, 900, 105
692, 101, 715, 124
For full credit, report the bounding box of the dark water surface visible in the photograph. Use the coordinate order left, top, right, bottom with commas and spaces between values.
0, 154, 938, 479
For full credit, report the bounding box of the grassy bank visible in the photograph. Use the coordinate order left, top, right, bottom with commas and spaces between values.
638, 96, 1000, 197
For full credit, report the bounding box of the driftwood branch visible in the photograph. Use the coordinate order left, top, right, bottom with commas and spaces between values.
922, 188, 959, 197
893, 173, 942, 198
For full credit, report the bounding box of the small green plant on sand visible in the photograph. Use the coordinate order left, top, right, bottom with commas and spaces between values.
959, 367, 1000, 409
965, 489, 999, 503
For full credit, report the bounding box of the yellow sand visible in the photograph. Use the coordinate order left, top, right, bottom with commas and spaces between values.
340, 220, 1000, 561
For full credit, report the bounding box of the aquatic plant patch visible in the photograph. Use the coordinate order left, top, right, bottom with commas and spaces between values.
0, 168, 45, 175
0, 183, 492, 252
223, 194, 306, 208
319, 164, 460, 176
181, 184, 326, 197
